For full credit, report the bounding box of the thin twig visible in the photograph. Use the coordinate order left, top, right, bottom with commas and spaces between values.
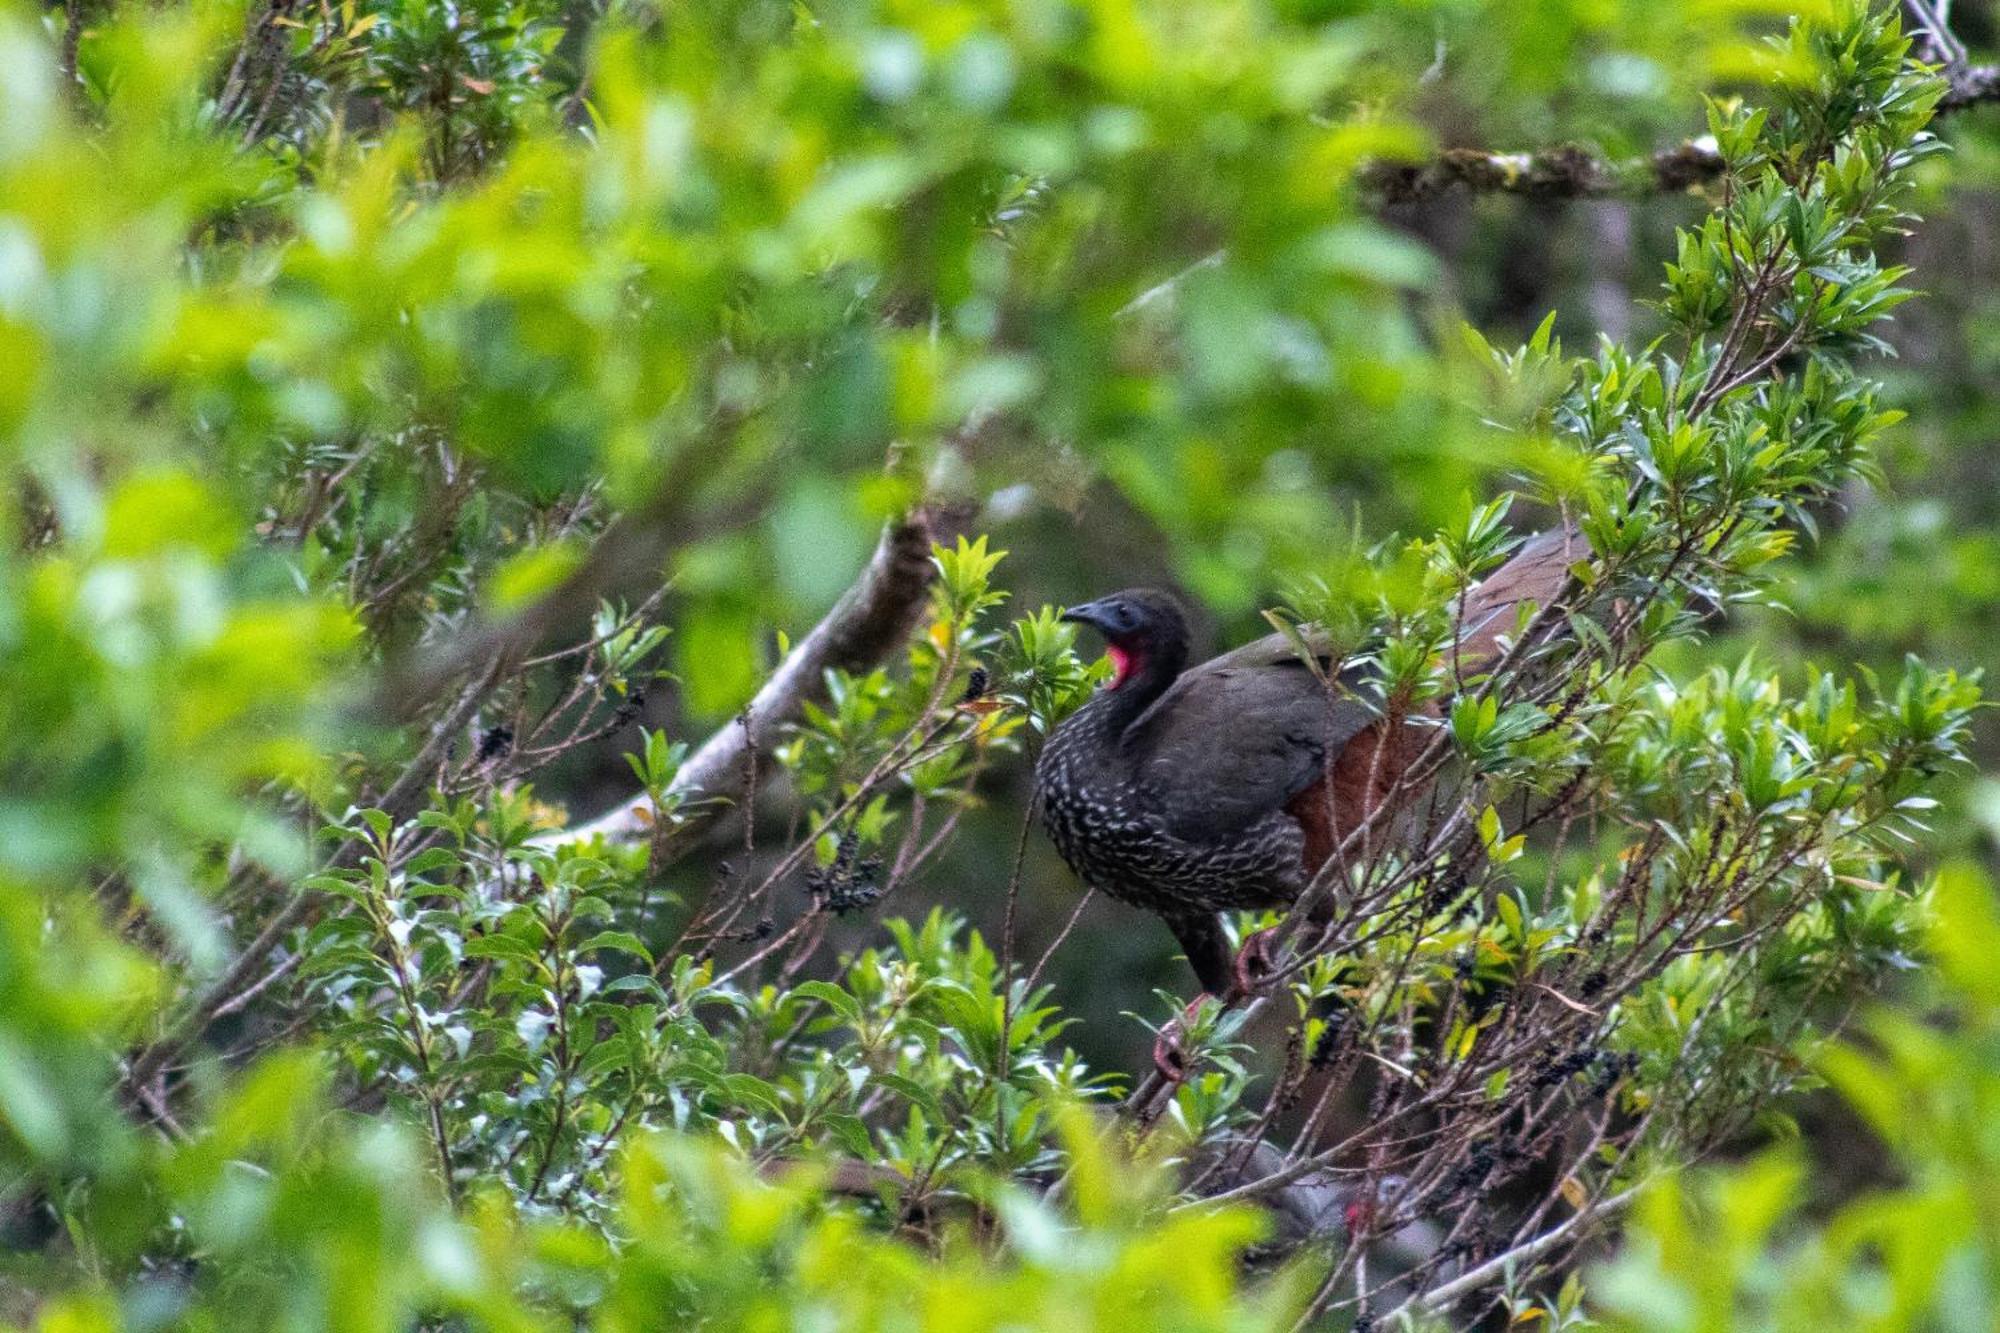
1381, 1187, 1641, 1323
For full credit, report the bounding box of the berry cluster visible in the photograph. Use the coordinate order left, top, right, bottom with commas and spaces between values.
805, 831, 884, 915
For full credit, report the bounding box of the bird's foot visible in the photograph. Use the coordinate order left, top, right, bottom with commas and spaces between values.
1153, 931, 1281, 1083
1229, 926, 1281, 997
1152, 994, 1211, 1083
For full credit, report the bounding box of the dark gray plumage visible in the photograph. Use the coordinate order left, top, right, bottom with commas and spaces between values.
1035, 590, 1378, 993
1035, 526, 1581, 995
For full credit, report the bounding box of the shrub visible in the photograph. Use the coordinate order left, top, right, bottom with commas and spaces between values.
0, 1, 1984, 1329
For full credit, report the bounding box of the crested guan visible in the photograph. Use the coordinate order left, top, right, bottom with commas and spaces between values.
1035, 526, 1579, 1000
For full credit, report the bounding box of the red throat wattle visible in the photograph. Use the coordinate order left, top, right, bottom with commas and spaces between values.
1106, 644, 1136, 689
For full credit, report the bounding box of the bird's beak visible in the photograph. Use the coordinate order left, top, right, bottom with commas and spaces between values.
1060, 601, 1105, 632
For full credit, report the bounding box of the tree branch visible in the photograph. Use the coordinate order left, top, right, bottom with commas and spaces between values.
1381, 1186, 1640, 1323
551, 502, 973, 849
1939, 59, 2000, 108
124, 501, 965, 1107
1904, 0, 1970, 68
1902, 0, 2000, 109
1364, 140, 1728, 204
1369, 25, 2000, 209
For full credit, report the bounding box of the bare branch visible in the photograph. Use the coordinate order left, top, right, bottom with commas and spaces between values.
1939, 61, 2000, 108
1904, 0, 1970, 67
1365, 140, 1727, 204
1382, 1186, 1641, 1323
1370, 29, 2000, 209
551, 502, 973, 849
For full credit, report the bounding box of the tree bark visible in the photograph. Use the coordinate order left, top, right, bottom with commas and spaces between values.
550, 502, 973, 849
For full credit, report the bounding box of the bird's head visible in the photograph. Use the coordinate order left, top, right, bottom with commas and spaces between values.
1060, 588, 1190, 690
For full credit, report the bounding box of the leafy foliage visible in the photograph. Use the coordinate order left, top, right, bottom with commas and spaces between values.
0, 0, 1993, 1329
1595, 864, 2000, 1332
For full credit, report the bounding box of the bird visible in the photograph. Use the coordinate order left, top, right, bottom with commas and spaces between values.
1034, 526, 1580, 1036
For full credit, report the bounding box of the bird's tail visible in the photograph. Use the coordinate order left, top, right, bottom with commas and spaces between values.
1287, 520, 1588, 870
1451, 520, 1586, 672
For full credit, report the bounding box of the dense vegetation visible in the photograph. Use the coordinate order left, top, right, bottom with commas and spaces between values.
5, 0, 2000, 1327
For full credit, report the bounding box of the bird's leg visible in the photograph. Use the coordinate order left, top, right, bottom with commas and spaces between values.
1154, 912, 1239, 1083
1154, 916, 1286, 1083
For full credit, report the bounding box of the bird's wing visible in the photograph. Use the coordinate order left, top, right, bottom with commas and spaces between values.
1128, 662, 1380, 844
1125, 521, 1581, 847
1188, 622, 1341, 675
